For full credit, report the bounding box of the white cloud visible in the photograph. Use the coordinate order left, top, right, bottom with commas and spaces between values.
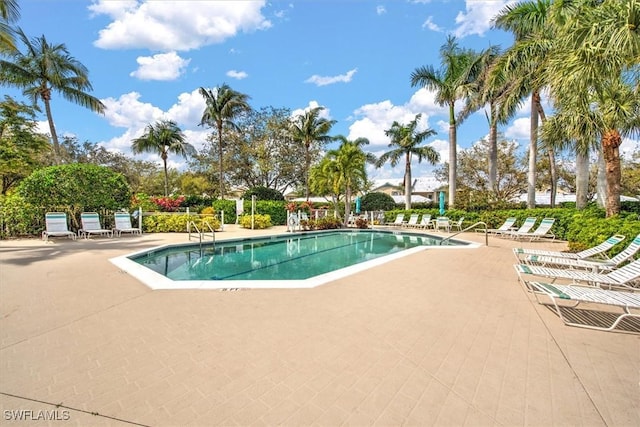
165, 89, 207, 128
376, 5, 386, 15
226, 69, 248, 80
291, 101, 333, 121
36, 120, 50, 136
99, 90, 209, 157
504, 117, 530, 140
101, 92, 165, 129
129, 51, 190, 81
347, 88, 446, 147
305, 68, 357, 87
90, 0, 271, 51
422, 16, 443, 32
453, 0, 515, 38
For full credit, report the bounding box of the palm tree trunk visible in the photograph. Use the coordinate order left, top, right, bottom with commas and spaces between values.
218, 126, 224, 199
305, 143, 311, 201
162, 157, 169, 197
602, 130, 622, 217
44, 98, 60, 163
575, 149, 589, 210
488, 102, 498, 192
405, 153, 412, 210
596, 147, 607, 208
448, 102, 457, 208
535, 100, 556, 207
344, 184, 351, 227
527, 93, 539, 209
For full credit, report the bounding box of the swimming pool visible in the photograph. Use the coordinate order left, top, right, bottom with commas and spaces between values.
110, 229, 476, 290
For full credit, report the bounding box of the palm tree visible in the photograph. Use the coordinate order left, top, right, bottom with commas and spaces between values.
0, 29, 105, 162
545, 0, 640, 216
328, 136, 372, 225
132, 120, 195, 197
199, 83, 251, 199
492, 0, 556, 208
459, 44, 515, 196
289, 106, 336, 200
375, 114, 439, 209
0, 0, 19, 52
411, 35, 479, 208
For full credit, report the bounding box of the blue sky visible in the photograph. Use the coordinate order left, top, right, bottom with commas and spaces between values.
7, 0, 639, 181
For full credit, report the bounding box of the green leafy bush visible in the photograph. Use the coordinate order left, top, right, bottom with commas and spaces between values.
361, 192, 396, 211
242, 186, 285, 201
0, 193, 43, 237
18, 164, 131, 212
238, 214, 272, 229
212, 199, 237, 224
256, 200, 287, 225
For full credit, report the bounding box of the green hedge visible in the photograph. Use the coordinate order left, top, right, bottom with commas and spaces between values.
142, 214, 221, 233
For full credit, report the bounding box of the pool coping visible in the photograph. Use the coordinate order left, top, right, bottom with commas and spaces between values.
109, 229, 481, 290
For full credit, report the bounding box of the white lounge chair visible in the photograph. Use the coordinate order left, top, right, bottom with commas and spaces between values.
513, 234, 626, 261
417, 214, 432, 229
434, 217, 451, 232
522, 234, 640, 272
479, 217, 517, 235
402, 213, 419, 228
79, 212, 113, 239
42, 212, 77, 241
500, 217, 537, 238
515, 259, 640, 290
388, 213, 405, 227
113, 212, 142, 237
510, 218, 555, 241
451, 217, 464, 232
528, 281, 640, 332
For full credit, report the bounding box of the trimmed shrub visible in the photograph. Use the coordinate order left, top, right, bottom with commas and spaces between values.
238, 214, 272, 229
142, 214, 221, 233
212, 199, 237, 224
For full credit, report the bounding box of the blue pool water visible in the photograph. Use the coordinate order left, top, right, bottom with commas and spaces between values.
129, 230, 464, 282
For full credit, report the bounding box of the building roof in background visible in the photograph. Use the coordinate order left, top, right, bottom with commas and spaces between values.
515, 193, 640, 204
370, 176, 445, 193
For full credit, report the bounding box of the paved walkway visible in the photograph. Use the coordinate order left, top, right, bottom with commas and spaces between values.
0, 227, 638, 426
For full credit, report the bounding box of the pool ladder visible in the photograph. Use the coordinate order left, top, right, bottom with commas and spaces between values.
187, 221, 216, 247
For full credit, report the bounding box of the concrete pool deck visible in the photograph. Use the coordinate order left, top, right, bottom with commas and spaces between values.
0, 226, 638, 426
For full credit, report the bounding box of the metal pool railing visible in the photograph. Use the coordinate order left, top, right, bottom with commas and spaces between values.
440, 221, 488, 246
187, 221, 216, 247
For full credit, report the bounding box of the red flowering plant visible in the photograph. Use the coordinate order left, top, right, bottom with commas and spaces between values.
151, 195, 186, 212
299, 201, 313, 212
286, 202, 297, 212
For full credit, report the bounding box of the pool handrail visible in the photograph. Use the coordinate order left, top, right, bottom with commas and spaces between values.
187, 220, 216, 247
440, 221, 488, 246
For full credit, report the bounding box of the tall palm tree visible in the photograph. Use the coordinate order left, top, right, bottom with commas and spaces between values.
459, 44, 517, 196
0, 29, 105, 162
0, 0, 19, 52
546, 0, 640, 216
289, 106, 336, 200
375, 114, 439, 209
132, 120, 195, 197
492, 0, 557, 208
411, 35, 479, 208
328, 136, 372, 225
199, 83, 251, 199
